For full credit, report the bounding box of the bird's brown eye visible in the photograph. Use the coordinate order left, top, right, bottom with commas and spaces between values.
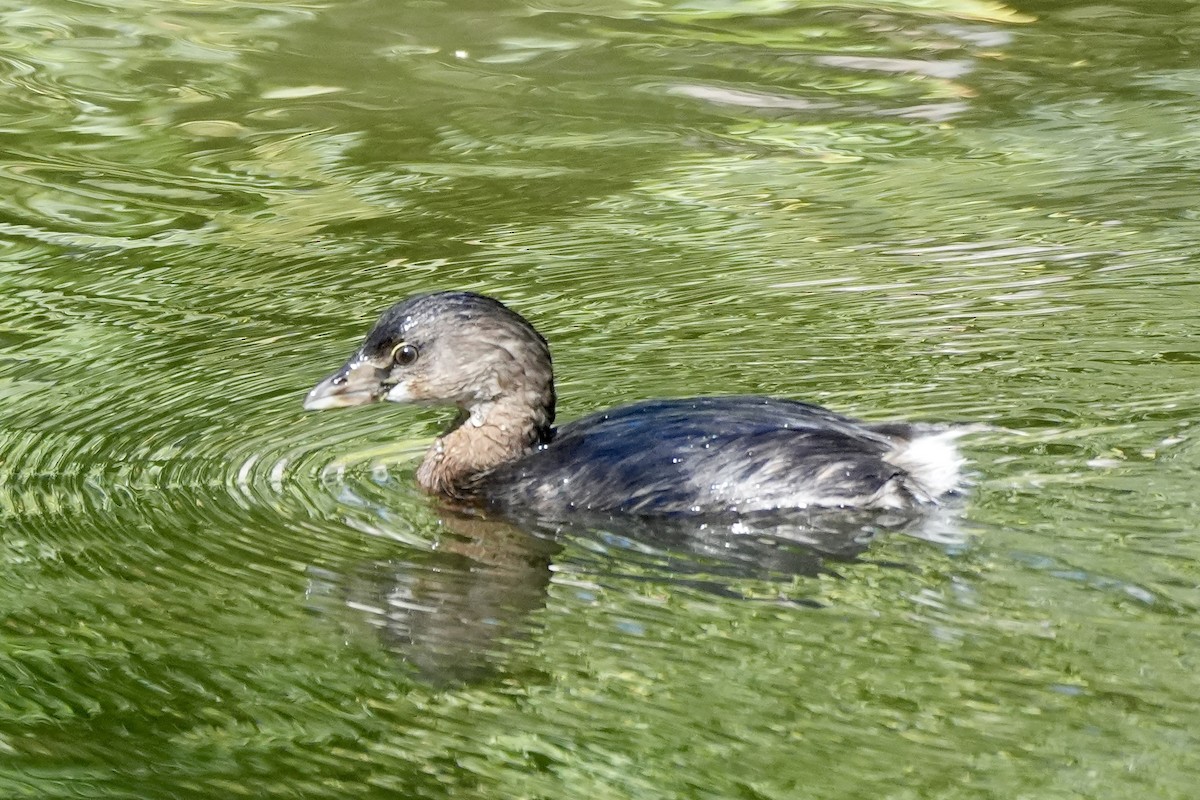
391, 343, 419, 366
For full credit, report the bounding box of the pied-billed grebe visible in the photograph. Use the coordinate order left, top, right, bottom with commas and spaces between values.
304, 291, 971, 516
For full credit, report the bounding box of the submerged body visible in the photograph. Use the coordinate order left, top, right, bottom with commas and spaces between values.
304, 292, 969, 517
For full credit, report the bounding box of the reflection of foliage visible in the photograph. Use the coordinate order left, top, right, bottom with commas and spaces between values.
0, 0, 1036, 259
0, 1, 331, 126
539, 0, 1033, 22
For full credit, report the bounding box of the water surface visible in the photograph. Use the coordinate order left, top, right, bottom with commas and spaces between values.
1, 0, 1199, 797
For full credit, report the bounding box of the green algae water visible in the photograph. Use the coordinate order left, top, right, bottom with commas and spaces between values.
1, 0, 1199, 797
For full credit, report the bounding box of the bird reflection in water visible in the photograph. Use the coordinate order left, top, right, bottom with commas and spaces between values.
311, 500, 963, 687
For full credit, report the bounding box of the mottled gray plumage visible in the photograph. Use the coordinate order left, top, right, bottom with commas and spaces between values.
476, 396, 954, 516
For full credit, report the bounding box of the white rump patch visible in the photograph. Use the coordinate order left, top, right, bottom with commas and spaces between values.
885, 429, 968, 503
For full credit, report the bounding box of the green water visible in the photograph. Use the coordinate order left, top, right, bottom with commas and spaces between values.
2, 0, 1199, 796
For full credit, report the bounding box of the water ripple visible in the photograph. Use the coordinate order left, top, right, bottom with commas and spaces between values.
2, 0, 1200, 795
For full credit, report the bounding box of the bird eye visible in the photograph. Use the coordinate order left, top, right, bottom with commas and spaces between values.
391, 343, 419, 366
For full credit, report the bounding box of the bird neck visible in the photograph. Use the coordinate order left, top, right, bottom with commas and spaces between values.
416, 396, 553, 497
